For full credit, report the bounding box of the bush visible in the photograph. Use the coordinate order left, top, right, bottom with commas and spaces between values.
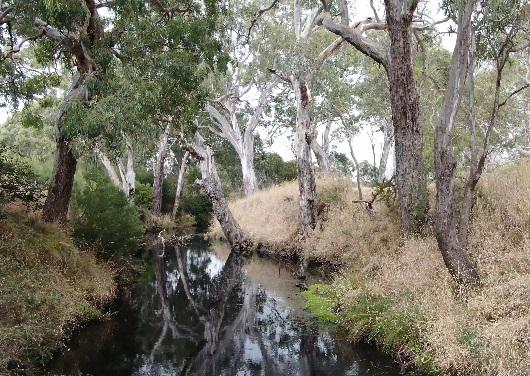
134, 182, 154, 212
0, 147, 46, 208
73, 173, 144, 258
180, 192, 212, 231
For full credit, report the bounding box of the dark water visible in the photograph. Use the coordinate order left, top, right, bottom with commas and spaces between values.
47, 239, 399, 376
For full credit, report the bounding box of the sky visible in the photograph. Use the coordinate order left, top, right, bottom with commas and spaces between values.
0, 0, 456, 174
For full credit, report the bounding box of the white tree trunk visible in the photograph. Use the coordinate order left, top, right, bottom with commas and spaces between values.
95, 148, 122, 189
171, 151, 190, 220
189, 133, 248, 250
347, 138, 363, 201
95, 145, 136, 199
378, 122, 393, 182
152, 125, 170, 215
293, 77, 318, 238
240, 134, 258, 195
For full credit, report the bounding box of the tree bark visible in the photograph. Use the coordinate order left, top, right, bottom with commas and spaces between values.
152, 125, 170, 215
293, 78, 318, 238
384, 0, 428, 234
188, 133, 247, 249
240, 131, 258, 195
42, 75, 88, 223
310, 138, 331, 172
434, 0, 480, 289
42, 134, 77, 223
171, 151, 190, 220
378, 121, 393, 182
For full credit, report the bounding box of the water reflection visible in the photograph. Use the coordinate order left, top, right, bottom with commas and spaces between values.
48, 239, 399, 376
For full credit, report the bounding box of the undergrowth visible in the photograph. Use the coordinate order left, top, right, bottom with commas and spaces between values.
0, 208, 116, 374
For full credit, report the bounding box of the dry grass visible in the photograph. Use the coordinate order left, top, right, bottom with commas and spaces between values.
212, 161, 530, 375
0, 207, 116, 373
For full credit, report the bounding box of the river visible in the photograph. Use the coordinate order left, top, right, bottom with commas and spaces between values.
46, 238, 400, 375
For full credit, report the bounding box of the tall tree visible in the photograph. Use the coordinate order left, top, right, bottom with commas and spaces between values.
318, 0, 436, 233
434, 0, 529, 288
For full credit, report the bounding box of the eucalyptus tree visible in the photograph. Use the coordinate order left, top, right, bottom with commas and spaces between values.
434, 0, 529, 288
1, 0, 226, 222
315, 0, 452, 233
253, 0, 344, 238
0, 0, 110, 222
204, 74, 276, 196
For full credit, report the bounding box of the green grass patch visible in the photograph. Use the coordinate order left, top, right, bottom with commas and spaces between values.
301, 283, 339, 326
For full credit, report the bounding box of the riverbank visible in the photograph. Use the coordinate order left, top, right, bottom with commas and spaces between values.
210, 161, 530, 375
0, 207, 116, 374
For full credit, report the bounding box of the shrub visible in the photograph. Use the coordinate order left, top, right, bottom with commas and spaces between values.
73, 173, 144, 258
0, 147, 46, 208
134, 182, 154, 212
180, 192, 212, 231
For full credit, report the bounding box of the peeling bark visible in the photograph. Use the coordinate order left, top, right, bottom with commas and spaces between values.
385, 0, 428, 233
434, 0, 480, 289
293, 78, 318, 238
171, 151, 190, 220
188, 133, 248, 250
152, 125, 170, 215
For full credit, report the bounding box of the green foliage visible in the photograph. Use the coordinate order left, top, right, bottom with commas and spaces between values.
134, 183, 154, 212
256, 152, 298, 187
331, 152, 354, 177
73, 172, 144, 258
372, 180, 397, 209
0, 147, 46, 208
302, 284, 339, 326
180, 192, 212, 232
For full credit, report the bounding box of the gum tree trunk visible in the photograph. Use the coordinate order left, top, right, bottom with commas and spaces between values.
293, 78, 318, 238
38, 2, 104, 223
171, 151, 190, 220
152, 126, 170, 215
385, 0, 428, 233
42, 135, 77, 223
188, 133, 247, 249
434, 0, 480, 288
240, 133, 258, 196
310, 139, 331, 172
378, 122, 393, 182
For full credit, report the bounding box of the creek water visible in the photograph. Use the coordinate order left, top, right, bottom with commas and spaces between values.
47, 238, 400, 376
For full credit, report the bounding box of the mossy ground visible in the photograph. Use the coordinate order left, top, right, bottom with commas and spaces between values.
0, 208, 116, 374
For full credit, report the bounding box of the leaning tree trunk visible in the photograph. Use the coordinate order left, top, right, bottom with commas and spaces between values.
171, 151, 189, 220
385, 2, 428, 234
42, 76, 88, 223
310, 139, 331, 172
293, 78, 318, 238
189, 133, 247, 250
152, 126, 169, 215
42, 134, 77, 223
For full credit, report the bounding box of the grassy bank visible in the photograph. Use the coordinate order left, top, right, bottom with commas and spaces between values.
0, 208, 116, 374
211, 161, 530, 375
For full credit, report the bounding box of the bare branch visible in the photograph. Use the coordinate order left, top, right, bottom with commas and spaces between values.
246, 0, 281, 43
498, 83, 530, 108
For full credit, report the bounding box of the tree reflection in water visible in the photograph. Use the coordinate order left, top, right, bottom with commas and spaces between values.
48, 239, 399, 376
